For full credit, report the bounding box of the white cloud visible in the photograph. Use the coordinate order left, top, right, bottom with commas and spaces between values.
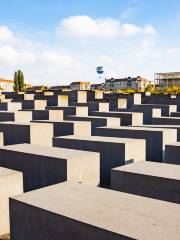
57, 15, 155, 38
0, 26, 14, 43
122, 23, 155, 36
58, 15, 120, 38
0, 20, 178, 86
167, 48, 178, 54
0, 45, 18, 65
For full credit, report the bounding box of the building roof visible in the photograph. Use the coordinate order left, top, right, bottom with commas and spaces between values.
155, 72, 180, 75
70, 81, 90, 85
0, 79, 14, 83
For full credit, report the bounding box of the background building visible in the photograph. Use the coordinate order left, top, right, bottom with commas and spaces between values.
90, 83, 104, 90
155, 72, 180, 88
0, 79, 14, 91
105, 76, 148, 91
70, 82, 90, 91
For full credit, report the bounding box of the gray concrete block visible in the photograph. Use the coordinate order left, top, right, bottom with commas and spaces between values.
134, 124, 180, 141
171, 112, 180, 117
47, 106, 88, 116
0, 144, 100, 191
35, 95, 69, 107
22, 100, 47, 110
53, 135, 145, 186
165, 142, 180, 165
118, 107, 161, 124
0, 102, 22, 111
118, 98, 127, 109
44, 91, 54, 96
152, 116, 180, 125
10, 182, 180, 240
31, 120, 91, 137
70, 102, 109, 113
108, 93, 142, 110
133, 104, 176, 116
64, 115, 121, 134
111, 161, 180, 203
89, 111, 143, 126
68, 91, 87, 103
95, 126, 177, 162
0, 167, 23, 236
24, 94, 34, 100
0, 122, 53, 146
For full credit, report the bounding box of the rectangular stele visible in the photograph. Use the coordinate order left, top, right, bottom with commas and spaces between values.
111, 161, 180, 203
10, 182, 180, 240
0, 167, 23, 236
0, 144, 100, 191
53, 135, 145, 186
95, 126, 177, 162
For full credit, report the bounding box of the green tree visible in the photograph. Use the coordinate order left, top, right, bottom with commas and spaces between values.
145, 84, 154, 92
13, 70, 25, 92
18, 70, 25, 91
13, 71, 19, 91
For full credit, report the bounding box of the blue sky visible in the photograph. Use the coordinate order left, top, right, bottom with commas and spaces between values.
0, 0, 180, 85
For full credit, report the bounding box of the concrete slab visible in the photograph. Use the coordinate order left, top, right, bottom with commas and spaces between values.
24, 94, 34, 100
134, 124, 180, 141
35, 95, 69, 107
165, 142, 180, 165
0, 144, 100, 191
111, 161, 180, 203
95, 126, 177, 162
118, 98, 127, 109
152, 116, 180, 125
108, 93, 142, 110
118, 108, 161, 124
22, 100, 47, 110
0, 102, 22, 111
171, 112, 180, 117
10, 182, 180, 240
53, 135, 145, 186
133, 104, 176, 116
64, 115, 121, 134
90, 111, 143, 126
0, 167, 23, 236
68, 91, 87, 103
0, 122, 53, 146
32, 120, 91, 137
70, 102, 109, 113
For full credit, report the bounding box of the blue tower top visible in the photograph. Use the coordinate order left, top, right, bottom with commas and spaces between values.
96, 66, 104, 75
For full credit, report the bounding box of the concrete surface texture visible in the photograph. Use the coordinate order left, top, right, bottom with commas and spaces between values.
165, 142, 180, 164
111, 161, 180, 203
64, 115, 121, 134
53, 135, 146, 186
31, 119, 91, 136
152, 116, 180, 125
22, 100, 47, 110
95, 126, 177, 162
133, 104, 177, 116
0, 144, 100, 191
10, 182, 180, 240
0, 91, 180, 239
0, 167, 23, 236
90, 111, 143, 126
0, 103, 22, 112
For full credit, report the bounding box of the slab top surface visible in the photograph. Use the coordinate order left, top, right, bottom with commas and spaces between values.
12, 182, 180, 239
97, 125, 175, 132
0, 144, 98, 159
113, 161, 180, 180
55, 135, 145, 144
0, 167, 21, 177
137, 125, 180, 129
